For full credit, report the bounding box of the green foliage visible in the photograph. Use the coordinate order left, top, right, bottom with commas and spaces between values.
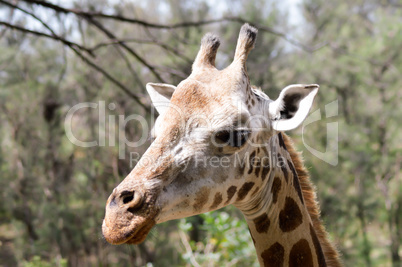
179, 208, 258, 266
22, 256, 67, 267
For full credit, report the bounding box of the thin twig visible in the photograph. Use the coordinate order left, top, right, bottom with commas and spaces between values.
83, 15, 165, 83
113, 45, 147, 94
68, 45, 150, 111
0, 0, 95, 57
0, 20, 94, 56
0, 0, 15, 38
143, 26, 193, 64
179, 230, 201, 267
91, 38, 193, 64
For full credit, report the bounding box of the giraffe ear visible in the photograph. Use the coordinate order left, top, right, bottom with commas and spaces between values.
269, 84, 319, 131
146, 83, 176, 114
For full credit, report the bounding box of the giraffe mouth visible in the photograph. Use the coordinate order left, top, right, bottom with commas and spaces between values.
102, 216, 156, 245
123, 221, 156, 245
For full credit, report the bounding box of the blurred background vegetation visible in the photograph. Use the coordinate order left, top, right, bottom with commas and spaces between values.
0, 0, 401, 266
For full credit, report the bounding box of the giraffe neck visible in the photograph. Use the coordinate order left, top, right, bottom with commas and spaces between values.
235, 133, 331, 267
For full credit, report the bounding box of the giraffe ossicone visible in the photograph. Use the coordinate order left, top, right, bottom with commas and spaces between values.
102, 24, 342, 266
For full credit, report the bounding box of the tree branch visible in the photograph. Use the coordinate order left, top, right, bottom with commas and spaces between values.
0, 20, 94, 56
113, 44, 147, 94
90, 38, 193, 64
69, 45, 150, 111
82, 15, 166, 83
0, 0, 328, 110
0, 20, 150, 110
19, 0, 325, 52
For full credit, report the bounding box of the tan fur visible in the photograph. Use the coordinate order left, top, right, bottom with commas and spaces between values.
282, 133, 342, 267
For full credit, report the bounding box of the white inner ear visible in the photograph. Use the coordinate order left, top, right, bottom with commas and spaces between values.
146, 83, 176, 115
270, 84, 319, 131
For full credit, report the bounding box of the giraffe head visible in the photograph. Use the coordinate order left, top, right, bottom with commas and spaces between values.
102, 24, 318, 245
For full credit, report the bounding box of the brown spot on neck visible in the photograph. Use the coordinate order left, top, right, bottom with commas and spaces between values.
254, 161, 262, 177
289, 239, 314, 267
261, 242, 284, 267
287, 159, 304, 205
253, 213, 270, 233
248, 151, 256, 174
261, 157, 270, 181
271, 177, 282, 204
225, 186, 237, 204
279, 197, 303, 232
237, 182, 255, 201
209, 192, 223, 210
193, 187, 210, 212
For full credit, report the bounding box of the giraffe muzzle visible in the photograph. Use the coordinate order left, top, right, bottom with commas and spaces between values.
102, 187, 158, 245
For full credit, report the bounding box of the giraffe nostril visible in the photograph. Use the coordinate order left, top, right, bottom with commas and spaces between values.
120, 190, 143, 210
123, 194, 134, 204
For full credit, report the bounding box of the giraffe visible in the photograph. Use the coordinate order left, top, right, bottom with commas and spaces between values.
102, 24, 342, 266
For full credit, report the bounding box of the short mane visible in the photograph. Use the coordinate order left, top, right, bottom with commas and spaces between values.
282, 133, 342, 267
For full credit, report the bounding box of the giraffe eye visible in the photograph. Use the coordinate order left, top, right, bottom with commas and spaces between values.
215, 130, 251, 147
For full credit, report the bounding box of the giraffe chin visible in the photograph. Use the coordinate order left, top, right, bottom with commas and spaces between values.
124, 222, 155, 245
102, 218, 156, 245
